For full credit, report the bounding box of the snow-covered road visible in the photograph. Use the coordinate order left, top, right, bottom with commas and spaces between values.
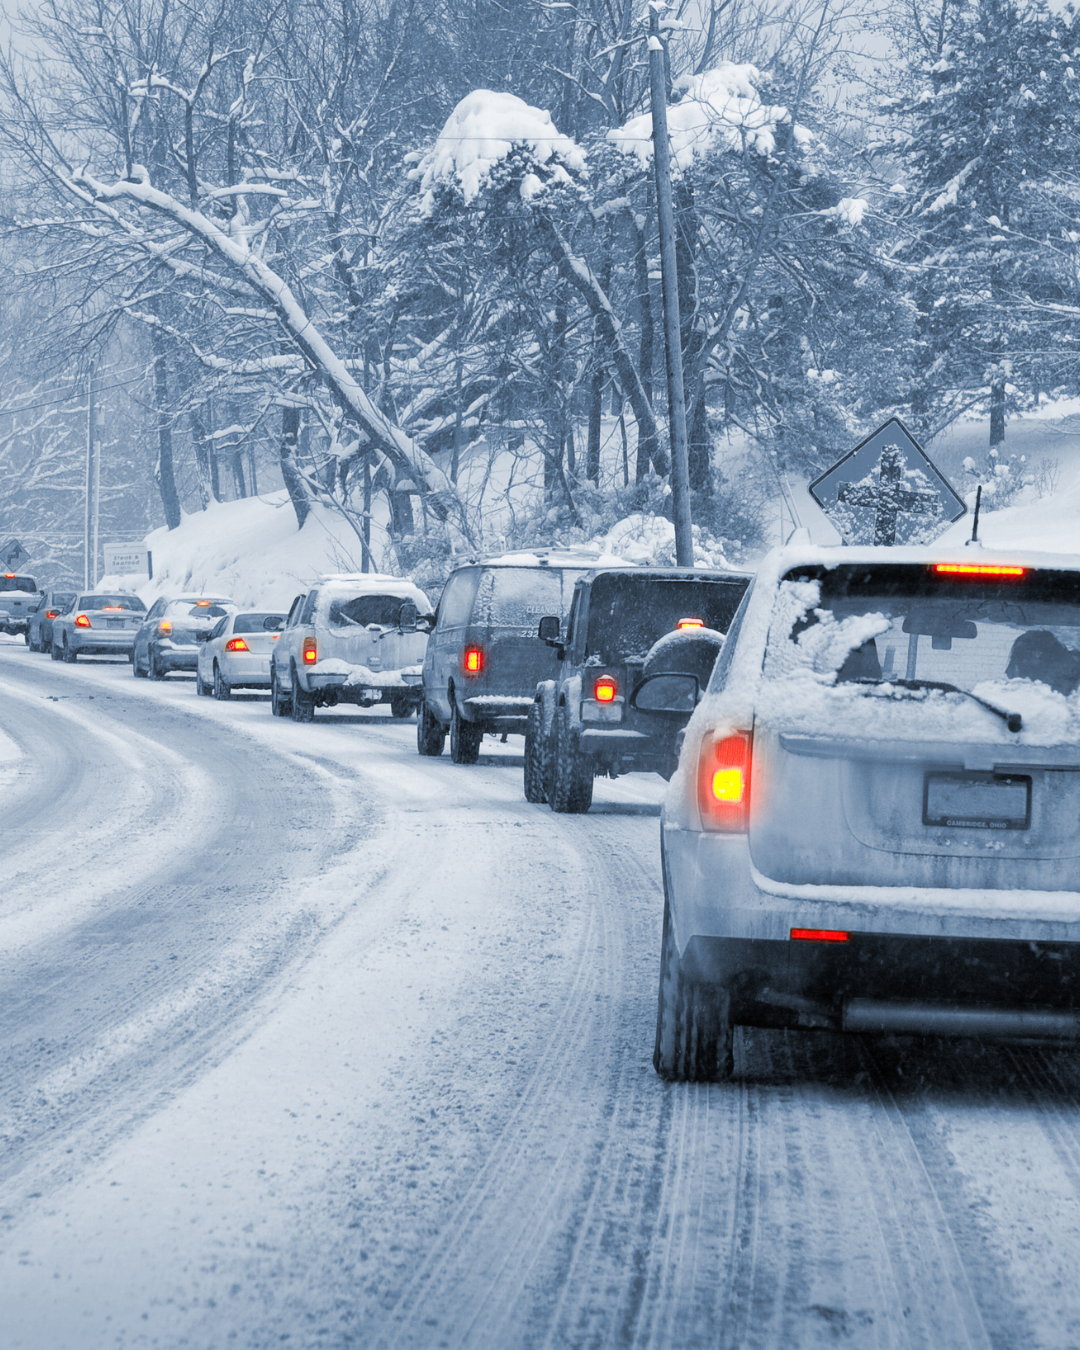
4, 642, 1080, 1349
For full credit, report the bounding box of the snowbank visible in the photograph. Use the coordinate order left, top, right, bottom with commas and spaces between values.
937, 470, 1080, 554
598, 514, 733, 569
98, 492, 405, 612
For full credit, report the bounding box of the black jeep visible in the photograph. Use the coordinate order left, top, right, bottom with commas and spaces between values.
525, 567, 751, 812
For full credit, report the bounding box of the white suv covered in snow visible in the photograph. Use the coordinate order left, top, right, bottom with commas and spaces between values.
270, 574, 432, 722
654, 543, 1080, 1081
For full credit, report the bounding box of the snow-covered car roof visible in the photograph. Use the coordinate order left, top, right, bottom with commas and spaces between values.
316, 574, 431, 610
763, 541, 1080, 577
453, 549, 607, 568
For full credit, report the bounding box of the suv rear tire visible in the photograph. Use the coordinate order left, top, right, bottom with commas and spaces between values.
291, 665, 315, 722
653, 898, 734, 1082
549, 706, 593, 813
450, 699, 482, 764
417, 699, 445, 756
523, 702, 548, 803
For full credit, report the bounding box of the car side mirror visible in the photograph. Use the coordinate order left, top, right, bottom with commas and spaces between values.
418, 613, 436, 633
398, 600, 419, 632
629, 672, 700, 714
538, 615, 560, 643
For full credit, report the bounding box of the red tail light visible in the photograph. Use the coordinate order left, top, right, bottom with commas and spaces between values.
303, 636, 317, 664
74, 613, 92, 629
594, 675, 617, 703
45, 610, 58, 620
677, 617, 704, 630
464, 645, 483, 675
158, 619, 172, 635
698, 730, 752, 832
225, 637, 249, 652
791, 928, 849, 943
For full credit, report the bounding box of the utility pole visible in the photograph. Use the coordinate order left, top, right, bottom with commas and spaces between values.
648, 4, 694, 567
83, 366, 95, 589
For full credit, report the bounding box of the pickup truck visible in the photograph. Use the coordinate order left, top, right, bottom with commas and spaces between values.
0, 574, 41, 640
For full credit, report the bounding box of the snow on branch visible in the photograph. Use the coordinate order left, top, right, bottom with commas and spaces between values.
414, 89, 587, 213
608, 63, 811, 171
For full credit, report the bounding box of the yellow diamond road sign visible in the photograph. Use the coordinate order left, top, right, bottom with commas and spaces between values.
809, 418, 966, 546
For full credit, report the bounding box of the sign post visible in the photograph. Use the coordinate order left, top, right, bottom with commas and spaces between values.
102, 543, 151, 579
809, 418, 966, 546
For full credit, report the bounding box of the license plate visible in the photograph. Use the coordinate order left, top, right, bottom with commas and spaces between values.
923, 771, 1031, 830
107, 620, 124, 629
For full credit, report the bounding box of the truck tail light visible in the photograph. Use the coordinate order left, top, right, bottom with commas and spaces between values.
158, 620, 172, 635
464, 645, 483, 675
74, 613, 92, 629
698, 730, 752, 832
593, 675, 617, 702
791, 928, 849, 942
303, 636, 317, 664
225, 637, 249, 652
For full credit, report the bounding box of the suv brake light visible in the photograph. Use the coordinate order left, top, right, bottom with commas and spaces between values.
464, 645, 483, 675
303, 636, 317, 664
594, 675, 617, 702
698, 730, 752, 832
74, 613, 92, 629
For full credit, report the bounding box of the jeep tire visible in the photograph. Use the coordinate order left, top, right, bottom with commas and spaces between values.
549, 706, 593, 813
523, 702, 548, 803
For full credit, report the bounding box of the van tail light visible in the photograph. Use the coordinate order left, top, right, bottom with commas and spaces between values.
303, 636, 317, 664
158, 619, 172, 635
74, 613, 92, 629
698, 730, 752, 832
225, 637, 249, 652
464, 645, 483, 675
594, 675, 617, 703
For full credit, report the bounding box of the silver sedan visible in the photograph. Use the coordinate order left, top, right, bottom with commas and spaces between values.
50, 593, 147, 662
196, 611, 286, 699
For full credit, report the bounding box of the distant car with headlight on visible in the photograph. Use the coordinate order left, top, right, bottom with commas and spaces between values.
654, 544, 1080, 1082
132, 595, 236, 679
196, 610, 286, 699
50, 592, 147, 661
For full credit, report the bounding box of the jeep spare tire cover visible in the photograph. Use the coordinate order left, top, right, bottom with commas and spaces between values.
642, 627, 724, 686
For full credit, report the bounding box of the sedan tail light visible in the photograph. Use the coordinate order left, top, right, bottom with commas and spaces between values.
225, 637, 249, 652
303, 636, 317, 664
74, 613, 92, 629
45, 610, 59, 620
463, 645, 483, 675
697, 730, 752, 832
158, 619, 172, 635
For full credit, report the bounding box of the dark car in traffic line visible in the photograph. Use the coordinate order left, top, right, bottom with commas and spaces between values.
417, 552, 594, 764
526, 566, 751, 812
133, 596, 236, 679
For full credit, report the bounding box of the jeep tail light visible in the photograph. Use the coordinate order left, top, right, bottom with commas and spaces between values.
74, 613, 92, 629
698, 730, 752, 832
677, 617, 704, 630
158, 620, 172, 635
464, 645, 483, 675
303, 636, 317, 664
225, 637, 249, 652
594, 675, 617, 703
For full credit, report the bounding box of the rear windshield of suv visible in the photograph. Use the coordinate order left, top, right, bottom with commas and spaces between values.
769, 563, 1080, 697
0, 576, 35, 592
585, 575, 748, 663
329, 594, 410, 628
472, 567, 586, 631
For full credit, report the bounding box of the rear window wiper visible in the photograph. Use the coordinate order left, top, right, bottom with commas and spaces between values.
848, 677, 1022, 733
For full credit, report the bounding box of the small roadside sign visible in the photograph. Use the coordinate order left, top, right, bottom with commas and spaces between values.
809, 418, 966, 546
102, 542, 150, 577
0, 539, 30, 571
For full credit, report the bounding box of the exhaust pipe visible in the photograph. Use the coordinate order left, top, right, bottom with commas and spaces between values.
843, 999, 1080, 1040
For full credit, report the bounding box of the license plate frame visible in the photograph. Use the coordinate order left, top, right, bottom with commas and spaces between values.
107, 619, 125, 629
923, 771, 1032, 831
